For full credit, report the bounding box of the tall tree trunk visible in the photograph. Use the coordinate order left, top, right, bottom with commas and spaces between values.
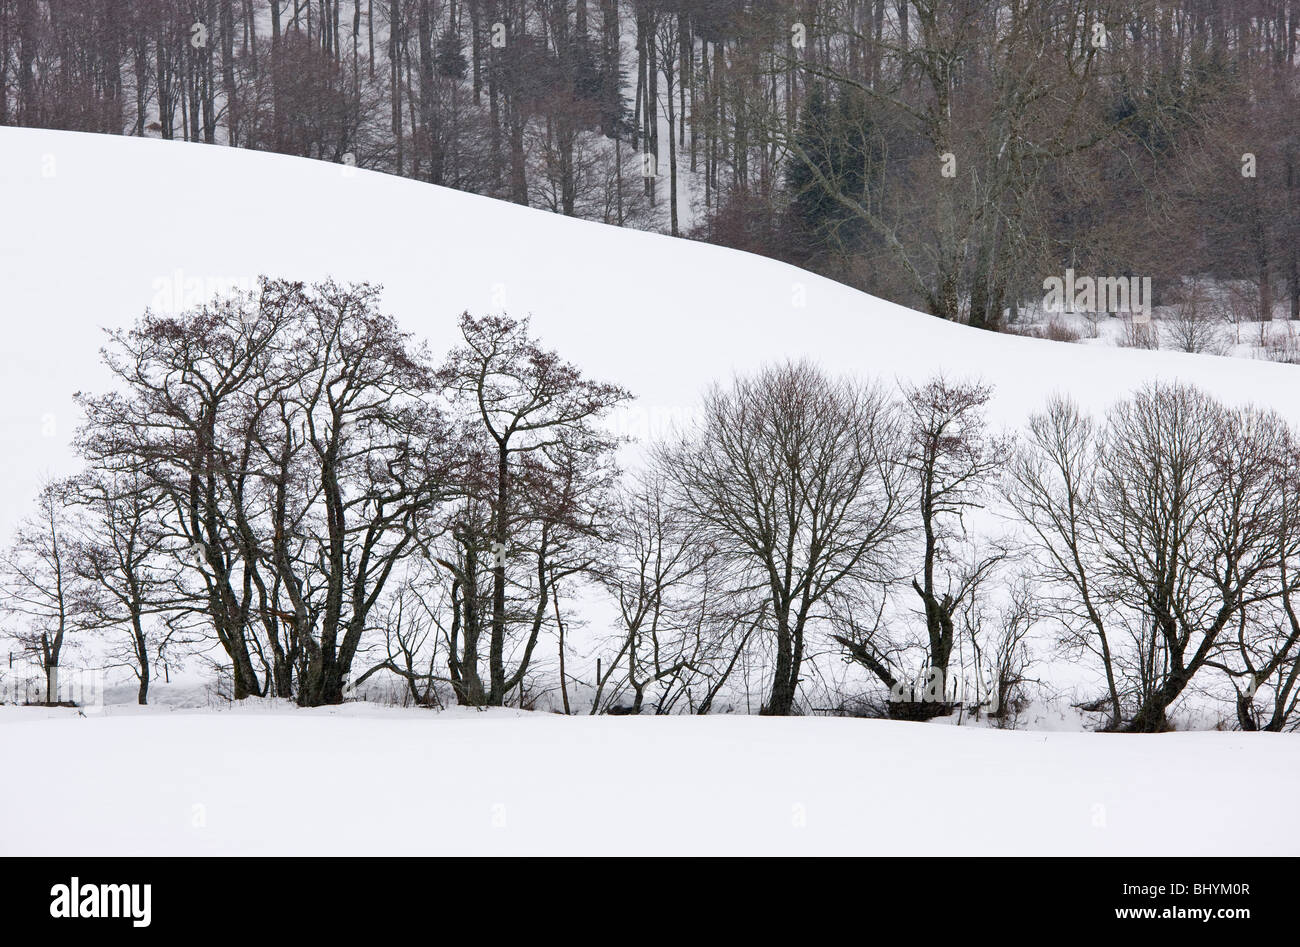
220, 0, 237, 145
16, 0, 36, 125
390, 0, 403, 174
489, 443, 509, 703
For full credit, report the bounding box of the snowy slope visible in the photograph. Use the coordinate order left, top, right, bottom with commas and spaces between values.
3, 129, 1300, 857
2, 126, 1299, 542
1, 703, 1296, 856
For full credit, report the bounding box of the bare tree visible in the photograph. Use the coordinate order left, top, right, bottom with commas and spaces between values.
1166, 283, 1227, 355
902, 378, 1006, 700
256, 280, 459, 706
1004, 395, 1124, 729
966, 575, 1039, 729
435, 312, 630, 706
1007, 387, 1295, 731
77, 279, 458, 705
66, 463, 180, 705
595, 470, 714, 714
784, 1, 1142, 328
77, 282, 297, 699
658, 360, 908, 716
1208, 423, 1300, 731
355, 570, 448, 708
832, 377, 1007, 719
1099, 387, 1289, 732
0, 479, 86, 704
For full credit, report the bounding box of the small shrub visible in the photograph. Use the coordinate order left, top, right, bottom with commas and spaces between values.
1117, 315, 1159, 349
1008, 317, 1081, 343
1261, 324, 1300, 364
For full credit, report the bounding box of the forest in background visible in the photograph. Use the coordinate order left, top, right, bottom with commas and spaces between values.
2, 0, 1299, 329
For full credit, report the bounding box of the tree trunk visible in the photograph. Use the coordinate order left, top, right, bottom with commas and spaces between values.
489, 443, 509, 704
1123, 670, 1191, 732
762, 607, 796, 715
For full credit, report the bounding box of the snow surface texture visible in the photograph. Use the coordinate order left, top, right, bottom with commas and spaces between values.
1, 703, 1296, 856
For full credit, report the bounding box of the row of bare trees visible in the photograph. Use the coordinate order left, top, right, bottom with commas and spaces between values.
3, 280, 1299, 730
0, 279, 628, 708
4, 2, 1299, 325
1007, 386, 1300, 731
627, 365, 1300, 731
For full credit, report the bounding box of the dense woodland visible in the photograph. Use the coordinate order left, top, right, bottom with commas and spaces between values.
1, 278, 1299, 732
2, 0, 1299, 327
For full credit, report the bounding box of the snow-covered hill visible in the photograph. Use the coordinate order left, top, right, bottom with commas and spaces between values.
2, 128, 1300, 856
2, 126, 1299, 542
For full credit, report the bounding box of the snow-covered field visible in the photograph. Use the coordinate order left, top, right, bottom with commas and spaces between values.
1, 702, 1295, 856
2, 127, 1300, 856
